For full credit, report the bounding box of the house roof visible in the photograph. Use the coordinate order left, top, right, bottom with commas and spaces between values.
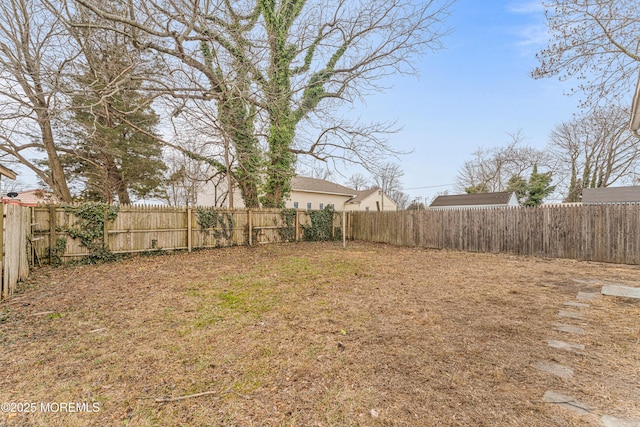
1, 189, 59, 206
291, 176, 356, 197
582, 186, 640, 203
430, 192, 516, 207
345, 188, 381, 205
0, 164, 17, 180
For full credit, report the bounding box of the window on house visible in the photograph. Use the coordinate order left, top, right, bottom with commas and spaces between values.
319, 203, 324, 210
365, 207, 370, 212
293, 202, 299, 209
307, 202, 312, 210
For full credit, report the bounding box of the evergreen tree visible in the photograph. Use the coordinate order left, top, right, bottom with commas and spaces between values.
64, 28, 166, 203
523, 165, 555, 207
506, 175, 528, 204
465, 184, 488, 194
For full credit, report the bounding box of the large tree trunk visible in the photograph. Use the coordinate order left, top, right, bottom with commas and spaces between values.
38, 113, 72, 203
219, 95, 261, 209
262, 108, 297, 208
105, 157, 130, 204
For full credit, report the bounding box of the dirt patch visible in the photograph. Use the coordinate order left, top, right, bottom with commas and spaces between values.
1, 242, 639, 426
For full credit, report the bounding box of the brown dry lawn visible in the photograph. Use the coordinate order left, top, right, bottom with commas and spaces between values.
1, 241, 639, 426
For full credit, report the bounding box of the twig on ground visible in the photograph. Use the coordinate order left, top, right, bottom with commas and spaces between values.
137, 388, 250, 403
153, 390, 217, 403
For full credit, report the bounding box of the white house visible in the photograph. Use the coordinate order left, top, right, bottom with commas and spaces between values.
344, 188, 397, 212
196, 174, 397, 211
429, 192, 519, 209
284, 176, 356, 210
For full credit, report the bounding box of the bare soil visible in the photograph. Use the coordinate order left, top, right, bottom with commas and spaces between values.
1, 241, 639, 426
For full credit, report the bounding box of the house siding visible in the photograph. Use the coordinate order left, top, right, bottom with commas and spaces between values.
285, 191, 352, 210
345, 192, 397, 211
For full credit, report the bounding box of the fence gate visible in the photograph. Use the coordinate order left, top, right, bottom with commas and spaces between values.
1, 202, 30, 300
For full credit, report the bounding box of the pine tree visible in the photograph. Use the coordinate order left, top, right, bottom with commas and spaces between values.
523, 165, 555, 207
506, 175, 528, 204
64, 31, 166, 203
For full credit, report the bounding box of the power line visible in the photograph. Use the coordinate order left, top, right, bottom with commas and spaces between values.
403, 183, 455, 190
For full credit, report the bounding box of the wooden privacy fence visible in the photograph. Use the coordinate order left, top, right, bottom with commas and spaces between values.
30, 205, 345, 264
1, 202, 31, 299
10, 202, 640, 299
349, 204, 640, 265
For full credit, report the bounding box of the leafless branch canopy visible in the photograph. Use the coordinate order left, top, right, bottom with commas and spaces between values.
550, 104, 639, 201
455, 131, 555, 194
533, 0, 640, 107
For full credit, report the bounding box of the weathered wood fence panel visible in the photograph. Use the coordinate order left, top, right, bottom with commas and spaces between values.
109, 205, 190, 254
29, 205, 344, 264
350, 204, 640, 265
1, 202, 31, 299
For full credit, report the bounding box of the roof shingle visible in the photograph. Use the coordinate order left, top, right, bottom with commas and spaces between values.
582, 186, 640, 203
430, 192, 515, 207
291, 176, 356, 196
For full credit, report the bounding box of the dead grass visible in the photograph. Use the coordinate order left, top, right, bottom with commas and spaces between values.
1, 241, 639, 426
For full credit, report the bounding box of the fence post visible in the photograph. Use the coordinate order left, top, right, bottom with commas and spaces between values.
187, 207, 192, 252
103, 205, 109, 250
248, 210, 253, 246
295, 210, 300, 241
48, 205, 56, 265
342, 210, 346, 248
0, 202, 4, 298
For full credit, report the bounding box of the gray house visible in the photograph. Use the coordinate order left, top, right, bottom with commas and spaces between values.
429, 192, 519, 209
582, 186, 640, 204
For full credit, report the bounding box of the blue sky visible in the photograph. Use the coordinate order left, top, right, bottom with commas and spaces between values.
352, 0, 582, 204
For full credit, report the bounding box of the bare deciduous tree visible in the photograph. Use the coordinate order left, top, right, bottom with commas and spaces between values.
69, 0, 453, 207
161, 149, 215, 207
370, 162, 409, 209
550, 105, 639, 202
0, 0, 74, 201
455, 131, 554, 194
533, 0, 640, 106
66, 0, 265, 207
345, 173, 371, 191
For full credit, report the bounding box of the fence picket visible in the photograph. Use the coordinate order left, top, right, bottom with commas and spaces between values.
350, 205, 640, 265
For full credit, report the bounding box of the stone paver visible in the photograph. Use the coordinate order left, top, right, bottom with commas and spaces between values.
600, 415, 640, 427
548, 339, 585, 354
533, 361, 574, 379
601, 285, 640, 300
553, 322, 585, 335
577, 291, 600, 301
558, 310, 585, 320
564, 301, 590, 308
542, 390, 590, 415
